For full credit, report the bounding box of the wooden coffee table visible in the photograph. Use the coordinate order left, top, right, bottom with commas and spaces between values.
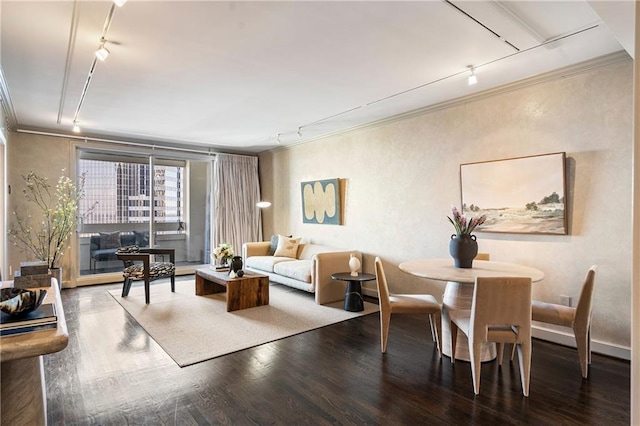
195, 268, 269, 312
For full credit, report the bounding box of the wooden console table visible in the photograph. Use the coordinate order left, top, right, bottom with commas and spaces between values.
195, 268, 269, 312
0, 278, 69, 426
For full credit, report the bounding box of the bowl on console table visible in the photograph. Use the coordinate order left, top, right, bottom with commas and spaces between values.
0, 288, 48, 316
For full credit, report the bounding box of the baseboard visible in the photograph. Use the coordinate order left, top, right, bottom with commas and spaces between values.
362, 289, 631, 361
532, 326, 630, 361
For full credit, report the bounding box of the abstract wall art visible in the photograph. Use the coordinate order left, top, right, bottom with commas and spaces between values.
301, 178, 341, 225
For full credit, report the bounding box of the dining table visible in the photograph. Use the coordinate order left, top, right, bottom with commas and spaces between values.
398, 258, 545, 362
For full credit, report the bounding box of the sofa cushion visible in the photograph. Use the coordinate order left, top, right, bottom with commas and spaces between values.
245, 256, 295, 273
134, 231, 149, 247
274, 235, 301, 258
100, 231, 120, 249
274, 260, 313, 283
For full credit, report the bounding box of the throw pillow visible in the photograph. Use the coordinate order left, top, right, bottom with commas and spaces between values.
134, 231, 149, 247
267, 234, 292, 256
273, 235, 301, 258
99, 231, 121, 249
267, 235, 279, 256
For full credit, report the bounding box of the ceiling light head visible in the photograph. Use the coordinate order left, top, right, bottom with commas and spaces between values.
95, 39, 110, 61
468, 66, 478, 86
276, 134, 281, 144
72, 122, 81, 133
297, 127, 303, 138
256, 201, 272, 208
113, 0, 128, 6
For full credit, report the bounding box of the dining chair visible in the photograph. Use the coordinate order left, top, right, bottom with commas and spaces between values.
450, 276, 532, 396
374, 257, 442, 356
116, 246, 176, 304
530, 265, 597, 378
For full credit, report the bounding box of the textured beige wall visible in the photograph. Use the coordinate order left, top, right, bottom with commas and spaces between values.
7, 132, 72, 280
259, 59, 633, 350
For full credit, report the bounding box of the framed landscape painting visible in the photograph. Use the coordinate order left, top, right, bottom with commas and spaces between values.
460, 152, 567, 235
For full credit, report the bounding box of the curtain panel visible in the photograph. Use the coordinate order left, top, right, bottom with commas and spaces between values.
213, 153, 263, 260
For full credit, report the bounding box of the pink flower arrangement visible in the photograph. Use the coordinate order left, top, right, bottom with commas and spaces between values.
448, 206, 487, 235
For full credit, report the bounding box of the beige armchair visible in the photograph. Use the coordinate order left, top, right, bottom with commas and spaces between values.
531, 265, 597, 378
374, 257, 442, 355
450, 276, 532, 396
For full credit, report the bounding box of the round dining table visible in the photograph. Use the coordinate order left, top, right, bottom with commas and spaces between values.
399, 258, 545, 362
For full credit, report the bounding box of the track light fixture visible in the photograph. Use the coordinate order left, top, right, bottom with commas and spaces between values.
276, 134, 282, 144
95, 38, 110, 61
72, 122, 81, 133
113, 0, 128, 6
468, 66, 478, 85
297, 127, 303, 138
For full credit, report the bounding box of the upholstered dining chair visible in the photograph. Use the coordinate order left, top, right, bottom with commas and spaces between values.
116, 246, 176, 304
475, 252, 490, 261
450, 276, 532, 396
530, 265, 597, 378
374, 257, 442, 356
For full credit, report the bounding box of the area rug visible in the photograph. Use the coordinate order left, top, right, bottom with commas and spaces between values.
108, 280, 379, 367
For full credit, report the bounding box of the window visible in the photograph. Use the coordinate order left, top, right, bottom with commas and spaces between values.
75, 150, 211, 280
80, 159, 184, 228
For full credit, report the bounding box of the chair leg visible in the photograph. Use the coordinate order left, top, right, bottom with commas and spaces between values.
574, 325, 590, 379
121, 278, 132, 297
428, 315, 437, 342
431, 312, 442, 358
497, 343, 505, 365
517, 339, 532, 397
380, 310, 391, 353
144, 278, 150, 304
450, 321, 458, 364
470, 338, 482, 395
587, 327, 592, 366
171, 275, 175, 293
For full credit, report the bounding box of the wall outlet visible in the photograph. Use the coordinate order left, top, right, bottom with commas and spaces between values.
560, 295, 572, 307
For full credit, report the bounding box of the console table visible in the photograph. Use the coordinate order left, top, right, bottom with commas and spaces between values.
0, 278, 69, 426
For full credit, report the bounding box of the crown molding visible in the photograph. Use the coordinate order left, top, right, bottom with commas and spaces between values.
272, 50, 632, 153
0, 65, 17, 134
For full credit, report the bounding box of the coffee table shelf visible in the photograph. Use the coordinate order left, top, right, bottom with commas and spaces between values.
196, 268, 269, 312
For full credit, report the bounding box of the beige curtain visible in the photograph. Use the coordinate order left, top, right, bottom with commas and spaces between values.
213, 153, 263, 258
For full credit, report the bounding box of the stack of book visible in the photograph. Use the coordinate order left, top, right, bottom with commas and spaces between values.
0, 303, 57, 336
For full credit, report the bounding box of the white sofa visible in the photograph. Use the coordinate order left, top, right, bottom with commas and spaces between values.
242, 240, 362, 305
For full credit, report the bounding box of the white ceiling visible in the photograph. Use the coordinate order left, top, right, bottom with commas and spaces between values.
0, 1, 634, 154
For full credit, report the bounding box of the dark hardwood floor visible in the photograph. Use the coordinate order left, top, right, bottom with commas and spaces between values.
45, 277, 630, 425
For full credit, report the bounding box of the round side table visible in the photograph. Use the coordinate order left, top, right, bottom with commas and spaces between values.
331, 272, 376, 312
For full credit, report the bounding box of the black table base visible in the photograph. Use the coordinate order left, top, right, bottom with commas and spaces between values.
331, 272, 376, 312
